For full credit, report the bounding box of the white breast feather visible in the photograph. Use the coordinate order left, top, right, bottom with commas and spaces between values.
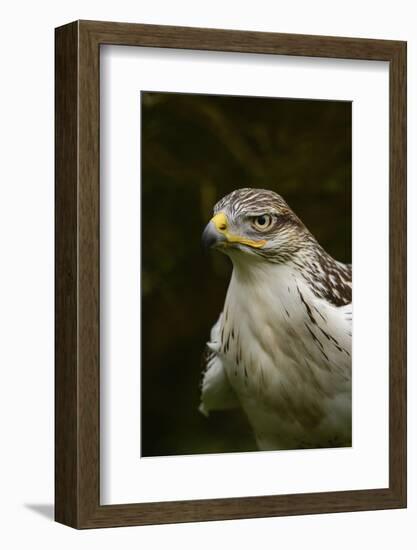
200, 261, 352, 451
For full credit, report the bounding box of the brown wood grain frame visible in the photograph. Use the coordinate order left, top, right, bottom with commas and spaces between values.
55, 20, 407, 529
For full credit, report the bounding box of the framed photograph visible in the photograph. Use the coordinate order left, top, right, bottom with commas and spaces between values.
55, 20, 406, 528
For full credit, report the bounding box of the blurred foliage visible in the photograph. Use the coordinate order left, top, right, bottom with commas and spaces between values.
141, 91, 351, 457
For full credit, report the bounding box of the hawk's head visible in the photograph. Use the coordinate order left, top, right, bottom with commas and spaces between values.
202, 188, 312, 264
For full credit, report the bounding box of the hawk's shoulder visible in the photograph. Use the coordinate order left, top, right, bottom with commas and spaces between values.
199, 314, 239, 416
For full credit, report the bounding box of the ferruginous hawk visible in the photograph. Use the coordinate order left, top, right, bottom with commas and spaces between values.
200, 188, 351, 451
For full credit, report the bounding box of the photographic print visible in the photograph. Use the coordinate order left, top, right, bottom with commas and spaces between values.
55, 21, 406, 527
141, 91, 352, 457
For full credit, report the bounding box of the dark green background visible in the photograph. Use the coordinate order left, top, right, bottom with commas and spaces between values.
141, 91, 352, 457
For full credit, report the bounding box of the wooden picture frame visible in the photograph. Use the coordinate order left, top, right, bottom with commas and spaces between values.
55, 20, 407, 528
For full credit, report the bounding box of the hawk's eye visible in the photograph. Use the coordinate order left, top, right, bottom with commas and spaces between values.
252, 214, 273, 231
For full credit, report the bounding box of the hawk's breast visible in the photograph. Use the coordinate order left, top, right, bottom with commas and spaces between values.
218, 262, 352, 450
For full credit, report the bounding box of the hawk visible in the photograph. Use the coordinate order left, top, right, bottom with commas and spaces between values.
200, 188, 352, 451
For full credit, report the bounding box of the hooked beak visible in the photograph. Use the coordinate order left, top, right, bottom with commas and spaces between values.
202, 212, 267, 250
201, 219, 227, 249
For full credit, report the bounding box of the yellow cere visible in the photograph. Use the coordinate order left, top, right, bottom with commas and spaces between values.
210, 212, 266, 249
